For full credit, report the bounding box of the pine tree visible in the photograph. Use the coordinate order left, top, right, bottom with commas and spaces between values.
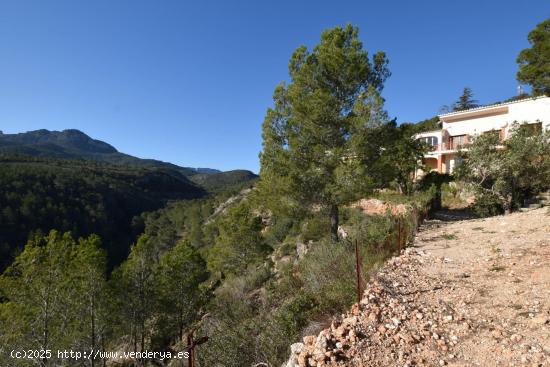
0, 231, 109, 367
0, 232, 75, 365
153, 241, 209, 345
452, 87, 479, 111
516, 18, 550, 96
111, 235, 157, 359
205, 201, 267, 275
258, 24, 391, 242
69, 235, 109, 367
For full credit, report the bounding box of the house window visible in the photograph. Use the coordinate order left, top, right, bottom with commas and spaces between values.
520, 122, 542, 136
450, 135, 467, 149
483, 129, 502, 141
419, 136, 438, 147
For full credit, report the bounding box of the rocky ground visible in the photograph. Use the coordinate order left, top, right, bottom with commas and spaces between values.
285, 208, 550, 367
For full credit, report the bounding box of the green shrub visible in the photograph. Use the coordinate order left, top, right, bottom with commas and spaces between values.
301, 214, 331, 242
252, 290, 317, 366
416, 171, 453, 191
472, 192, 504, 217
346, 210, 394, 248
298, 241, 356, 312
276, 239, 297, 257
264, 216, 294, 247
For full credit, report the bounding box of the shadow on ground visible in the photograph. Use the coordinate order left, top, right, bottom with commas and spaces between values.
430, 208, 477, 222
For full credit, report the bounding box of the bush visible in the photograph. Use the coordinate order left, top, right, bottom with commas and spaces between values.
301, 214, 331, 242
345, 209, 394, 248
471, 192, 504, 217
416, 171, 453, 191
298, 241, 357, 312
264, 216, 295, 247
277, 239, 297, 257
441, 182, 469, 208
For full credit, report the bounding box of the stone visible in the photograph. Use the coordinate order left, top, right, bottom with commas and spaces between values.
510, 334, 523, 343
315, 335, 328, 350
291, 343, 305, 354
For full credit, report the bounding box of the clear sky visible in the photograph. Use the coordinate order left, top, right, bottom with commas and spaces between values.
1, 0, 549, 172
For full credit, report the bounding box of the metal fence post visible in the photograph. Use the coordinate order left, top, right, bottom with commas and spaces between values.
355, 239, 363, 304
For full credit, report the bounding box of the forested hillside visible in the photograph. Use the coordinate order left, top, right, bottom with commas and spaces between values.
189, 169, 258, 192
0, 129, 257, 271
0, 155, 206, 271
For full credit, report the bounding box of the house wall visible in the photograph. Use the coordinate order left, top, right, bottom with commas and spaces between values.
415, 130, 443, 141
508, 97, 550, 129
414, 157, 438, 180
443, 111, 509, 137
424, 157, 438, 171
442, 97, 550, 138
443, 153, 459, 174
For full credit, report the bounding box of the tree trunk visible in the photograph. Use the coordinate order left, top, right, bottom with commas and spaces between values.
102, 338, 107, 367
397, 182, 404, 195
505, 183, 515, 214
504, 195, 513, 214
330, 204, 339, 243
91, 295, 95, 367
140, 321, 145, 363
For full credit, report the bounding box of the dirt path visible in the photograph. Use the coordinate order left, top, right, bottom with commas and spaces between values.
286, 208, 550, 367
408, 207, 550, 366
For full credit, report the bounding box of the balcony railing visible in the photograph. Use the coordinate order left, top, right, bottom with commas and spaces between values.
427, 142, 469, 152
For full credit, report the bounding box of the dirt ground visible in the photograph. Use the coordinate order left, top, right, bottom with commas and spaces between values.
286, 207, 550, 367
410, 207, 550, 366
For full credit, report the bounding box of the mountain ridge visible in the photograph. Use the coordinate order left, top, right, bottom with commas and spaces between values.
0, 128, 223, 176
0, 128, 258, 193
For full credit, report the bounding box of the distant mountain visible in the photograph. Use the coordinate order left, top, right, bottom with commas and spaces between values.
0, 128, 116, 152
0, 129, 257, 192
193, 167, 221, 174
0, 129, 219, 177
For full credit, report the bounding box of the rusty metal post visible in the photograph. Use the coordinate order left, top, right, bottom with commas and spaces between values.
398, 218, 402, 254
186, 330, 208, 367
187, 332, 195, 367
355, 239, 362, 304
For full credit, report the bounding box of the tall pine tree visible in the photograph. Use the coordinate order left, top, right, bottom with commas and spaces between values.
111, 235, 157, 359
452, 87, 479, 111
516, 18, 550, 96
258, 24, 391, 242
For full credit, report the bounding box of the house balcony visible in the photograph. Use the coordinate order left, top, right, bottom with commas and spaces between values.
426, 142, 469, 154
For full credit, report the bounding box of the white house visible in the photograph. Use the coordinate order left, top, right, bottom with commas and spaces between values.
415, 96, 550, 175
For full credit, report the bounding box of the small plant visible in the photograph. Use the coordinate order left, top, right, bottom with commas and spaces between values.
490, 244, 501, 254
277, 240, 297, 257
489, 265, 506, 272
441, 233, 457, 240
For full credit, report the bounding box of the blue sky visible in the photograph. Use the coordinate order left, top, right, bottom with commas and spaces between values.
1, 1, 549, 172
